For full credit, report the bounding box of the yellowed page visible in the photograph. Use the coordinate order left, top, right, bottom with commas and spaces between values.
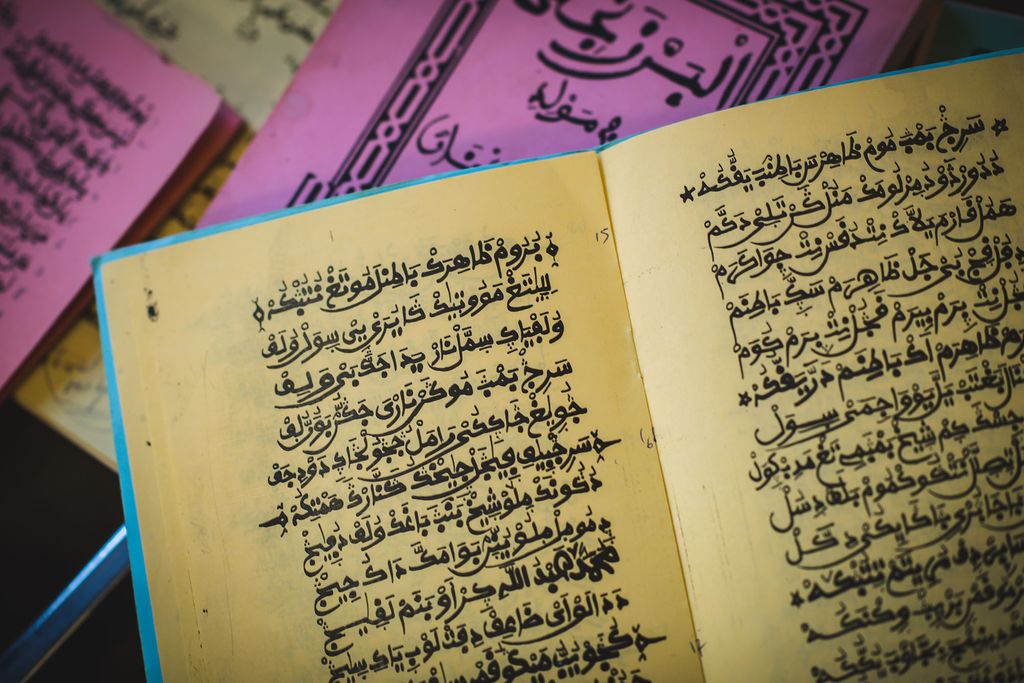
100, 152, 703, 681
600, 53, 1024, 682
15, 318, 116, 468
15, 131, 252, 470
97, 0, 339, 125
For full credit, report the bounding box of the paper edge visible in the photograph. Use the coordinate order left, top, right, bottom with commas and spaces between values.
93, 149, 595, 271
94, 263, 163, 683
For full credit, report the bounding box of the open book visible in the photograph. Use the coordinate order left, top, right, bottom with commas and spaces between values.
97, 50, 1024, 681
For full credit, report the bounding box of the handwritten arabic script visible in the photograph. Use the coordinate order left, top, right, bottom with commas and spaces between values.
0, 22, 151, 311
684, 107, 1023, 680
251, 230, 671, 680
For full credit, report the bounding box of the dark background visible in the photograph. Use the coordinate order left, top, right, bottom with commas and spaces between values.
1, 1, 1022, 680
2, 407, 141, 680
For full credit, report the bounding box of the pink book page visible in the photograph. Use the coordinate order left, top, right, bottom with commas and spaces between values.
204, 0, 925, 228
0, 0, 221, 392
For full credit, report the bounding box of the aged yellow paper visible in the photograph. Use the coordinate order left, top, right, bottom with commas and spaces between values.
601, 54, 1024, 681
15, 317, 116, 468
100, 153, 703, 681
98, 0, 339, 125
16, 131, 253, 470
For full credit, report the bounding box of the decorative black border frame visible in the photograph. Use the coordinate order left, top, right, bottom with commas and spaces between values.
703, 0, 869, 103
287, 0, 869, 206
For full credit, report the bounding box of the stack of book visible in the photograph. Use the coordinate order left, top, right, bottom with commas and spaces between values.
3, 1, 1023, 681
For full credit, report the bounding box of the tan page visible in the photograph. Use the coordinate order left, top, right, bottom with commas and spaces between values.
16, 131, 253, 470
98, 0, 339, 125
600, 53, 1024, 682
99, 152, 703, 681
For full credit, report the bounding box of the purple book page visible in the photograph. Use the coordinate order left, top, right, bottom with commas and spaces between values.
0, 0, 221, 391
203, 0, 925, 228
